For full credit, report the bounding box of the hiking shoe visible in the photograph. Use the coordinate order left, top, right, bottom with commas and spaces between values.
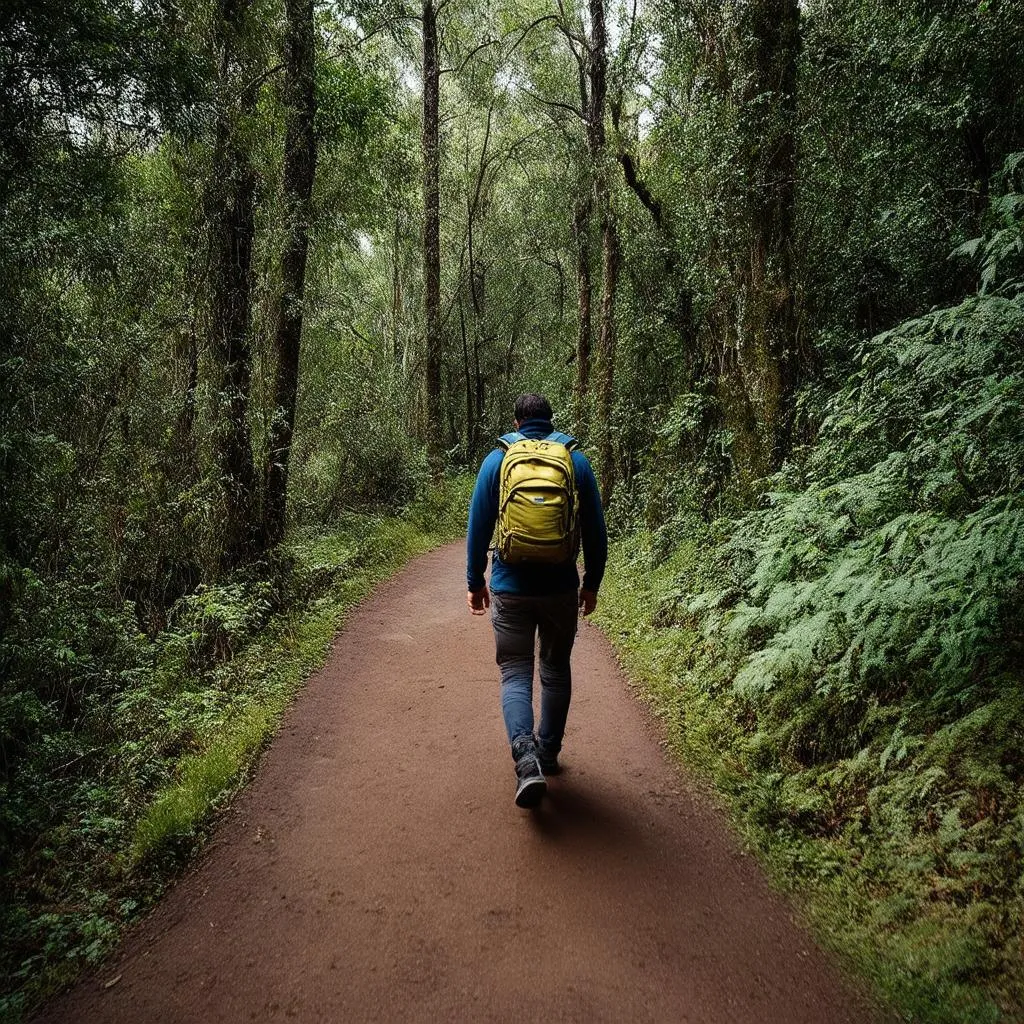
511, 736, 546, 808
536, 744, 561, 776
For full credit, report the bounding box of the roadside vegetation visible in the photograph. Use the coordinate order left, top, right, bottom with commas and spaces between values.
0, 480, 470, 1022
596, 279, 1024, 1023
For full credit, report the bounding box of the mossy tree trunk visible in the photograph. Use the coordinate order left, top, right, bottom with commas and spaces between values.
567, 0, 617, 494
422, 0, 443, 477
594, 211, 619, 506
209, 0, 260, 571
720, 0, 801, 493
263, 0, 317, 549
572, 194, 593, 432
588, 0, 619, 504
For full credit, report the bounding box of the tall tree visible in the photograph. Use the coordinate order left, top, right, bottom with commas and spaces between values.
263, 0, 318, 547
586, 0, 619, 504
572, 193, 593, 429
594, 202, 619, 502
209, 0, 261, 570
422, 0, 444, 475
556, 0, 603, 434
462, 95, 495, 458
720, 0, 801, 489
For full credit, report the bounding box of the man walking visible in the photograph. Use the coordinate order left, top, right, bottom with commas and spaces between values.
466, 393, 607, 808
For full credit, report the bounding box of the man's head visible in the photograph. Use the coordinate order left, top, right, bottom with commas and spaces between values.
513, 393, 553, 425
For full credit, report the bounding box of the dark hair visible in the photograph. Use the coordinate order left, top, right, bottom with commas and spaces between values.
513, 393, 553, 422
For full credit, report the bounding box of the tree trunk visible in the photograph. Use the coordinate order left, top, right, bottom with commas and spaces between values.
571, 0, 608, 437
587, 0, 608, 157
587, 0, 618, 499
723, 0, 801, 492
173, 325, 199, 455
474, 330, 484, 439
572, 196, 592, 432
422, 0, 443, 477
392, 212, 404, 364
209, 0, 259, 571
594, 214, 619, 506
444, 366, 458, 447
263, 0, 317, 549
459, 301, 474, 456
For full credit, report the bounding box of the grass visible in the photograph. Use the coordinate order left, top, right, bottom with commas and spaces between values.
592, 531, 1017, 1024
129, 701, 276, 863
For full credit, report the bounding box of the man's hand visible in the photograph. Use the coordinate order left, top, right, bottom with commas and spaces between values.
467, 585, 491, 615
579, 588, 597, 616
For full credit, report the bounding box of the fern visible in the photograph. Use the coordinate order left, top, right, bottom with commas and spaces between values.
700, 293, 1024, 718
651, 285, 1024, 1008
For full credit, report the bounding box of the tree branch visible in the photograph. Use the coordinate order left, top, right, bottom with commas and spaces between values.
506, 14, 560, 55
610, 97, 663, 228
239, 62, 284, 101
520, 86, 585, 122
440, 36, 502, 77
323, 15, 418, 60
441, 14, 559, 77
555, 0, 589, 51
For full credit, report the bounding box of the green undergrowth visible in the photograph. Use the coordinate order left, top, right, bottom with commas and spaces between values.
595, 540, 1018, 1023
595, 293, 1024, 1024
0, 477, 471, 1023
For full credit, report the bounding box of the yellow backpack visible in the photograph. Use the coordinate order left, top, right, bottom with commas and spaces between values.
495, 431, 580, 565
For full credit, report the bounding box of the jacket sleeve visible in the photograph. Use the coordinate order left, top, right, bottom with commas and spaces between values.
573, 452, 608, 593
466, 450, 502, 591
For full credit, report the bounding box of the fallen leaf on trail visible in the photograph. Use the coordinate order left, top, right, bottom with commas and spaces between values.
103, 975, 122, 989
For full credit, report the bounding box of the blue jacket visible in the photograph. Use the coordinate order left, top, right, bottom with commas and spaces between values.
466, 418, 608, 595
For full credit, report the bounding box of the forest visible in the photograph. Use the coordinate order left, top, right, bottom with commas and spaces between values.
1, 0, 1022, 1020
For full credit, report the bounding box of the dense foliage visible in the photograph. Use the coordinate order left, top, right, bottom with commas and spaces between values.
2, 0, 1023, 1019
597, 174, 1024, 1020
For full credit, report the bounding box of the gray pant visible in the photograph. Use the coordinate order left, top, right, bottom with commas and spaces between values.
490, 591, 579, 753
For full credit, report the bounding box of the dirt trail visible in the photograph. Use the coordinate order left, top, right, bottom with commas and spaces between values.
38, 542, 877, 1023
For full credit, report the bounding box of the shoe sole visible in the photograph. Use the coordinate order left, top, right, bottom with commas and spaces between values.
515, 775, 547, 808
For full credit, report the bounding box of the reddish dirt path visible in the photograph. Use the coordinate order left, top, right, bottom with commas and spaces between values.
38, 542, 878, 1023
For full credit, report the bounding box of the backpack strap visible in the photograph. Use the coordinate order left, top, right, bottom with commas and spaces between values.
546, 430, 579, 452
497, 430, 579, 452
496, 431, 525, 451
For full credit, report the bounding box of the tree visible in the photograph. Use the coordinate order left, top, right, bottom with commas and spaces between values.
263, 0, 318, 547
208, 0, 263, 569
548, 0, 617, 497
422, 0, 444, 475
724, 0, 802, 487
